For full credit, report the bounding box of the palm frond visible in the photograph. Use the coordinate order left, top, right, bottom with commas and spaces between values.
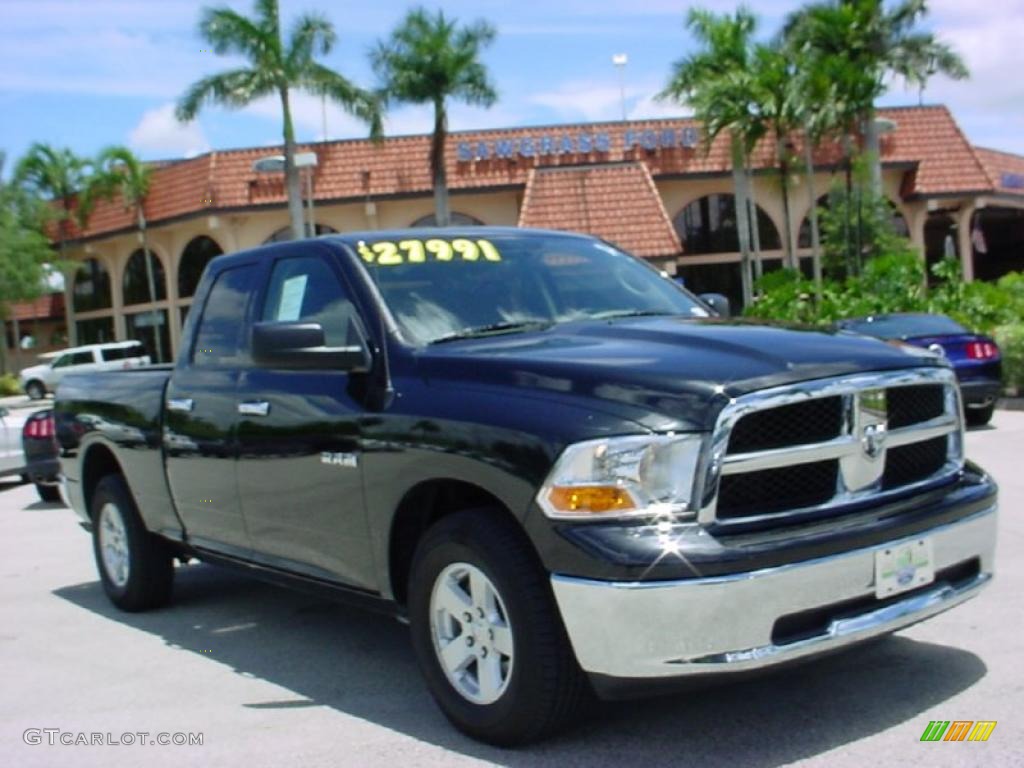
199, 6, 278, 65
287, 12, 336, 72
175, 68, 273, 121
300, 64, 383, 138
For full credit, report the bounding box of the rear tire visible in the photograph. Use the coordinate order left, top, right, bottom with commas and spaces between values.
36, 484, 61, 503
407, 509, 590, 746
90, 474, 174, 611
25, 380, 45, 400
966, 403, 994, 427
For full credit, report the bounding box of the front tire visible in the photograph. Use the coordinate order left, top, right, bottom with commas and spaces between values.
408, 509, 590, 746
25, 380, 45, 400
90, 474, 174, 611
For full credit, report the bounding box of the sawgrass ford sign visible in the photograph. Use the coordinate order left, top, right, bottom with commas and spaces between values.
456, 126, 701, 162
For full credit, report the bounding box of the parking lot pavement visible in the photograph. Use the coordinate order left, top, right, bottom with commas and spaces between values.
0, 414, 1021, 768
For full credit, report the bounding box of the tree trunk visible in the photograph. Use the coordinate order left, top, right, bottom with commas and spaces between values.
863, 106, 883, 199
280, 89, 306, 240
746, 167, 763, 282
138, 207, 166, 363
803, 133, 824, 300
730, 136, 753, 307
777, 134, 796, 269
431, 99, 450, 227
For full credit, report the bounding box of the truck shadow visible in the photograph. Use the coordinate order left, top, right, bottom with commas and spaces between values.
54, 563, 986, 767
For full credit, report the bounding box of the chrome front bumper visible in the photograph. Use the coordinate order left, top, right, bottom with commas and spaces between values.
551, 506, 996, 682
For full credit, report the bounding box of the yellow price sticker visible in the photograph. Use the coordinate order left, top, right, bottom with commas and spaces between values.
356, 238, 502, 265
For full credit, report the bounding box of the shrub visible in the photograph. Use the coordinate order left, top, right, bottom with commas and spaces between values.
995, 325, 1024, 394
0, 373, 21, 396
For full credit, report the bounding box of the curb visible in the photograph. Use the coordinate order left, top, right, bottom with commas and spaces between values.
997, 397, 1024, 412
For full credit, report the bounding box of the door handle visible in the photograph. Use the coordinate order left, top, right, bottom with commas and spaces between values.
167, 398, 194, 413
238, 401, 270, 416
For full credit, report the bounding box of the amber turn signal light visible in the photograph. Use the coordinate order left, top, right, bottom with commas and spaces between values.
546, 485, 636, 514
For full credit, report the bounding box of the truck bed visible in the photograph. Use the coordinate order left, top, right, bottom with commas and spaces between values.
55, 366, 183, 538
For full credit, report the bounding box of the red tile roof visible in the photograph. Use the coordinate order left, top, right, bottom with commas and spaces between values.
8, 293, 65, 322
972, 147, 1024, 196
63, 105, 1020, 244
518, 163, 681, 257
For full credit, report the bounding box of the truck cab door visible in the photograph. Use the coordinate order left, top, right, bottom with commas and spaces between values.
164, 263, 261, 556
235, 251, 376, 589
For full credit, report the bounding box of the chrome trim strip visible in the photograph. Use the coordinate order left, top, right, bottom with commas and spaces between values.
697, 367, 963, 526
720, 435, 857, 474
886, 417, 957, 447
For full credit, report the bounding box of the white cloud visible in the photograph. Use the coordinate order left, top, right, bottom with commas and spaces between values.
241, 91, 521, 143
530, 76, 686, 123
129, 104, 209, 158
878, 0, 1024, 153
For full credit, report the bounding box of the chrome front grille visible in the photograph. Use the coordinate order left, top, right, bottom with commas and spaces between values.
699, 368, 963, 528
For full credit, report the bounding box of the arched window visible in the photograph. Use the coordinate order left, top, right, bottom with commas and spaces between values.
123, 248, 167, 306
673, 195, 780, 255
72, 258, 112, 313
263, 223, 337, 244
798, 195, 909, 248
178, 235, 224, 298
411, 212, 484, 227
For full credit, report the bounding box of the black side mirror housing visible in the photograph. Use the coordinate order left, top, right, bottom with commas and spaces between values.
252, 321, 371, 372
699, 293, 732, 319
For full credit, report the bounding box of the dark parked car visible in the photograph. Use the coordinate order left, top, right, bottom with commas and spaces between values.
22, 409, 61, 502
836, 313, 1002, 426
56, 229, 997, 745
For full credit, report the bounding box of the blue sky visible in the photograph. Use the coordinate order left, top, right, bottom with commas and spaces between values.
2, 0, 1022, 168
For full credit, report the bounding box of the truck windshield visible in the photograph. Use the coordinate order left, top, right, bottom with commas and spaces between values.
354, 233, 708, 345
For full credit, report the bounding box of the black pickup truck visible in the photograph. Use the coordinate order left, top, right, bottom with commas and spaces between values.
55, 228, 997, 745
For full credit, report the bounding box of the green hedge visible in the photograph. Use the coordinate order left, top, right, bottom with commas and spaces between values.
995, 325, 1024, 394
746, 254, 1024, 396
0, 373, 21, 397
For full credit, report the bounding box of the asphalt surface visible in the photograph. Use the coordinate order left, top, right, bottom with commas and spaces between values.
1, 412, 1021, 767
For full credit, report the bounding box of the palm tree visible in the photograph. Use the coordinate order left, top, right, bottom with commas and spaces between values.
660, 8, 766, 306
785, 0, 967, 198
176, 0, 382, 240
750, 43, 801, 269
14, 143, 90, 264
372, 8, 497, 227
87, 146, 165, 362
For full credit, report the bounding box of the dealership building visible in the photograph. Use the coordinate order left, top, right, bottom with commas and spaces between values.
10, 103, 1024, 365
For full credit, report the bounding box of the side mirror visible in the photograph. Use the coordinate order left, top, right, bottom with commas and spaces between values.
699, 293, 732, 319
252, 321, 371, 372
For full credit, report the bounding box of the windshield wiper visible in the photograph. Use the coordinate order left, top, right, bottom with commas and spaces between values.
429, 320, 554, 345
590, 309, 678, 320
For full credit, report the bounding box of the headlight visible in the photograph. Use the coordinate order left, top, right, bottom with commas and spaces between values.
537, 434, 704, 520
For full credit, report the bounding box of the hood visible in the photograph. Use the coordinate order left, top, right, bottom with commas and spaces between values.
18, 363, 51, 380
414, 317, 946, 430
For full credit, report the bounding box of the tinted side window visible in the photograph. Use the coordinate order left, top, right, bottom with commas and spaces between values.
101, 345, 142, 361
70, 351, 95, 365
193, 266, 258, 367
260, 255, 359, 346
51, 355, 72, 369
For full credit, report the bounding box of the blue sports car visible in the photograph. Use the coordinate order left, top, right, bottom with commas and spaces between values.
836, 313, 1002, 426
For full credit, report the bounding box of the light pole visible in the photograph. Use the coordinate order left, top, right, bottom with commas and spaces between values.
612, 53, 628, 122
252, 152, 319, 238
